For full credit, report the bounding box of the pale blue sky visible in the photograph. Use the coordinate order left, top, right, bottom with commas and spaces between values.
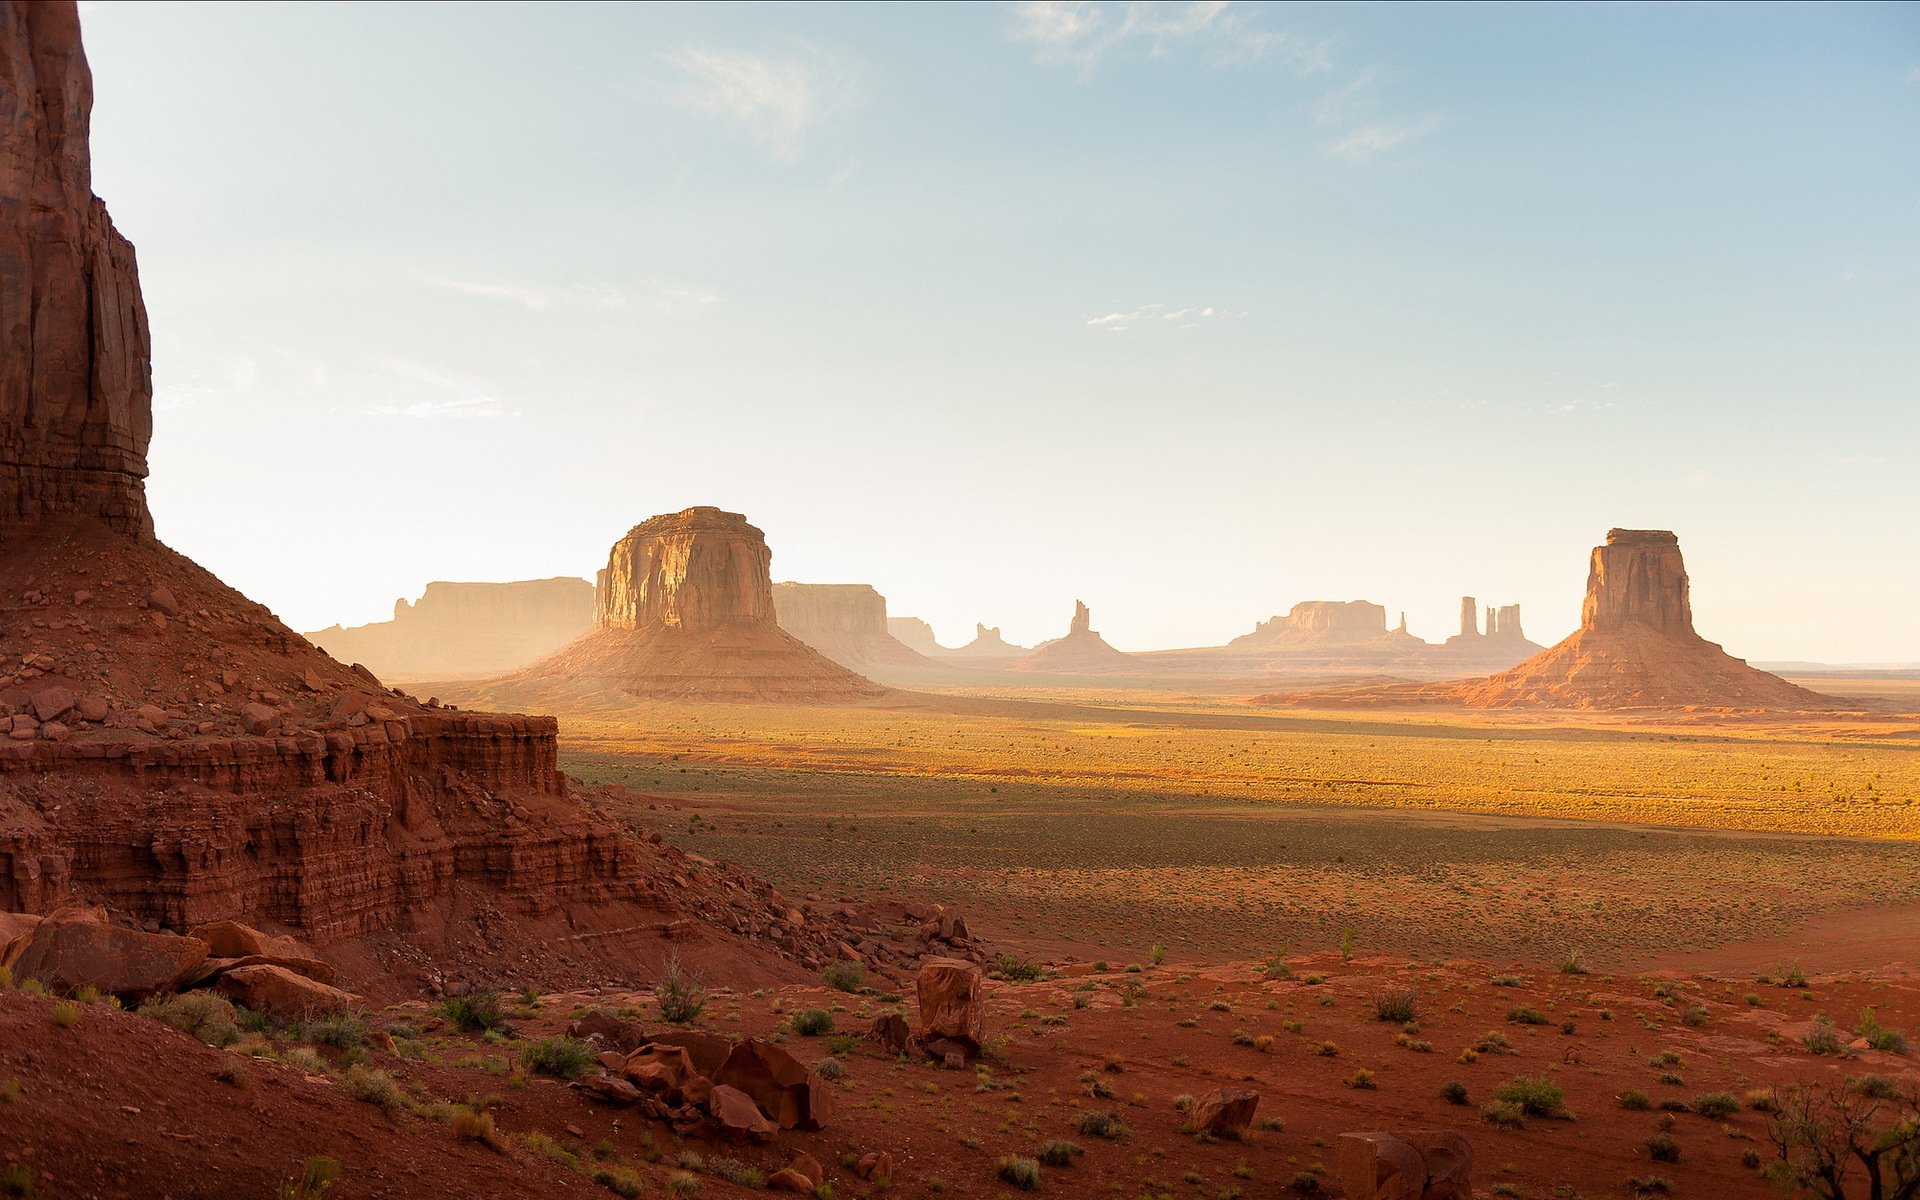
79, 1, 1920, 660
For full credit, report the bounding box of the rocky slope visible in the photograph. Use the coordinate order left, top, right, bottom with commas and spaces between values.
307, 577, 595, 679
0, 3, 866, 993
1259, 530, 1836, 711
472, 509, 886, 706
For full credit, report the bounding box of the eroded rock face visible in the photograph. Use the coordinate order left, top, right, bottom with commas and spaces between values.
916, 956, 986, 1056
307, 577, 594, 679
1581, 528, 1692, 635
0, 2, 152, 537
1234, 601, 1388, 647
599, 507, 775, 632
887, 617, 944, 655
950, 623, 1026, 658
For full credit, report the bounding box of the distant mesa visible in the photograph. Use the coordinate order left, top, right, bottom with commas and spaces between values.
1015, 601, 1134, 673
1444, 595, 1537, 651
1259, 529, 1835, 711
887, 616, 945, 656
481, 507, 886, 705
306, 577, 593, 679
1232, 600, 1412, 649
951, 623, 1028, 659
773, 582, 941, 679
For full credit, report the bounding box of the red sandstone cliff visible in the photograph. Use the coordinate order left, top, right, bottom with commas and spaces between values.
0, 6, 860, 990
307, 577, 594, 679
475, 509, 886, 705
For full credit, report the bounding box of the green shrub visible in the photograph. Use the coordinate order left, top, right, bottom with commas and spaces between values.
998, 1157, 1041, 1190
339, 1065, 402, 1112
790, 1009, 835, 1037
1618, 1090, 1651, 1111
1803, 1021, 1844, 1056
304, 1013, 369, 1048
654, 957, 708, 1024
816, 1057, 846, 1080
1074, 1109, 1129, 1139
1440, 1081, 1469, 1105
593, 1167, 645, 1197
1480, 1099, 1526, 1129
139, 992, 241, 1048
1646, 1133, 1680, 1163
709, 1158, 766, 1188
1859, 1007, 1909, 1054
822, 961, 866, 993
1037, 1139, 1083, 1167
1506, 1006, 1548, 1026
48, 1001, 81, 1029
1494, 1075, 1564, 1117
996, 955, 1044, 982
277, 1157, 340, 1200
1690, 1092, 1738, 1118
440, 990, 507, 1034
522, 1036, 595, 1080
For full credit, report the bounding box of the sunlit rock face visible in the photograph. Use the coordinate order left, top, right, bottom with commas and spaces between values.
1580, 529, 1693, 637
0, 1, 152, 536
598, 507, 776, 632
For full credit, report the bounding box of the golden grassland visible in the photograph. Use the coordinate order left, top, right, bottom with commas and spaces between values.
556, 682, 1920, 968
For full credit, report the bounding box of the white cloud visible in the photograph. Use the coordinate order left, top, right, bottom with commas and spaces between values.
1007, 1, 1321, 76
358, 359, 516, 420
1086, 302, 1242, 331
664, 46, 864, 162
362, 396, 507, 420
1325, 116, 1442, 163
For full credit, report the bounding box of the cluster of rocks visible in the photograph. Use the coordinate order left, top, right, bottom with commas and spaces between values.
0, 906, 356, 1014
570, 1021, 830, 1142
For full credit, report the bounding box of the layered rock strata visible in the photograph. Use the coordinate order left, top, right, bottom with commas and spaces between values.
772, 583, 940, 677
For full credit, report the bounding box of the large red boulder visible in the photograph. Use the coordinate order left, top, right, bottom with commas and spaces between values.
212, 963, 357, 1015
624, 1043, 705, 1103
916, 957, 986, 1055
709, 1084, 778, 1142
569, 1010, 649, 1054
0, 912, 42, 964
6, 906, 206, 998
1192, 1088, 1260, 1138
1335, 1132, 1431, 1200
714, 1038, 831, 1131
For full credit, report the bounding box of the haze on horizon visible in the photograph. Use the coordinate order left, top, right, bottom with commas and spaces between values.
76, 1, 1919, 663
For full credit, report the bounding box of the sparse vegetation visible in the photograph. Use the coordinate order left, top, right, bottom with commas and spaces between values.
440, 990, 507, 1034
654, 956, 708, 1025
522, 1036, 595, 1079
1372, 986, 1417, 1023
822, 961, 866, 993
277, 1157, 340, 1200
1074, 1109, 1129, 1140
790, 1008, 835, 1036
997, 1157, 1041, 1190
139, 992, 241, 1047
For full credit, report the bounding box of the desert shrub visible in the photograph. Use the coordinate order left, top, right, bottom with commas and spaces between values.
1767, 1080, 1920, 1198
1490, 974, 1522, 987
998, 1157, 1041, 1190
522, 1036, 595, 1080
1074, 1109, 1129, 1140
654, 956, 708, 1024
1646, 1133, 1680, 1163
48, 1001, 81, 1028
1774, 962, 1809, 988
1038, 1139, 1083, 1167
440, 990, 507, 1034
1804, 1021, 1844, 1056
816, 1057, 846, 1080
339, 1065, 402, 1113
1506, 1006, 1548, 1026
1150, 943, 1168, 966
1859, 1006, 1909, 1054
283, 1047, 327, 1074
996, 955, 1044, 982
1690, 1092, 1739, 1118
821, 962, 865, 993
1312, 1041, 1339, 1057
1851, 1074, 1902, 1100
1559, 952, 1589, 975
304, 1013, 369, 1048
790, 1009, 834, 1037
1345, 1068, 1376, 1090
709, 1158, 766, 1188
139, 992, 241, 1048
1172, 1093, 1196, 1112
677, 1151, 705, 1172
667, 1171, 701, 1198
451, 1106, 505, 1150
1618, 1090, 1651, 1111
1, 1165, 35, 1199
593, 1168, 645, 1198
1495, 1075, 1564, 1118
1480, 1099, 1526, 1130
215, 1059, 249, 1088
1372, 987, 1417, 1023
1230, 1030, 1254, 1047
1658, 1097, 1689, 1113
1473, 1031, 1515, 1055
277, 1157, 340, 1200
1288, 1172, 1322, 1194
1440, 1081, 1469, 1105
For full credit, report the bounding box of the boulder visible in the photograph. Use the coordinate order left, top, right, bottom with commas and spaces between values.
7, 906, 207, 998
569, 1009, 649, 1054
0, 912, 43, 965
768, 1170, 814, 1193
715, 1038, 831, 1131
212, 963, 358, 1015
29, 685, 75, 722
868, 1012, 911, 1055
854, 1152, 893, 1182
787, 1152, 824, 1188
186, 921, 334, 984
1335, 1132, 1431, 1200
916, 956, 986, 1056
709, 1084, 778, 1142
624, 1043, 704, 1102
1402, 1130, 1474, 1200
1192, 1088, 1260, 1139
647, 1029, 732, 1077
574, 1074, 644, 1105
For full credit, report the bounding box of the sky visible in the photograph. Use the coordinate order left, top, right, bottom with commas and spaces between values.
77, 1, 1920, 662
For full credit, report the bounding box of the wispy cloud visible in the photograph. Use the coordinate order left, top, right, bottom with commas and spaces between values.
1907, 65, 1920, 86
663, 46, 864, 162
1313, 67, 1441, 163
1086, 302, 1243, 332
422, 275, 719, 313
359, 358, 516, 420
1007, 1, 1325, 77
